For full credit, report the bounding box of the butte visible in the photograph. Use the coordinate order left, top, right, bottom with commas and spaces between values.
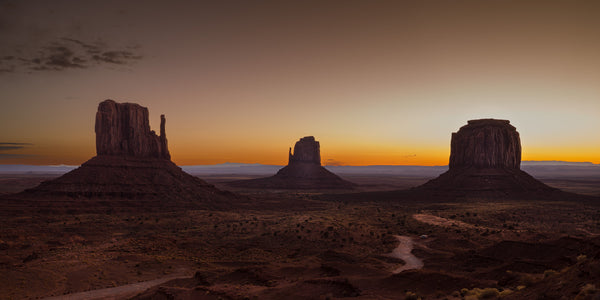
228, 136, 356, 189
337, 119, 589, 202
5, 100, 238, 212
417, 119, 560, 197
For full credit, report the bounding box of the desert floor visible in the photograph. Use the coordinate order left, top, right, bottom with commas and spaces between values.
1, 174, 600, 299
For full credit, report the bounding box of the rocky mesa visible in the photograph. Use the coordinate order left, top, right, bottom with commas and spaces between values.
419, 118, 556, 196
449, 119, 521, 169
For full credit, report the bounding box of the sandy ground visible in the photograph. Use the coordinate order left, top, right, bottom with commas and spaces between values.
387, 236, 423, 273
413, 213, 479, 229
2, 174, 600, 299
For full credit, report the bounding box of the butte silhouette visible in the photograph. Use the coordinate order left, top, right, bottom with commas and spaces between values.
418, 119, 557, 196
12, 100, 237, 211
333, 118, 581, 203
229, 136, 356, 189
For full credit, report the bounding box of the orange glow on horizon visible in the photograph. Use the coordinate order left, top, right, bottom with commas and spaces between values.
1, 144, 599, 167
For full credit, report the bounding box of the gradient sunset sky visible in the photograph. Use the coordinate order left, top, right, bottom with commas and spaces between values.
1, 0, 599, 166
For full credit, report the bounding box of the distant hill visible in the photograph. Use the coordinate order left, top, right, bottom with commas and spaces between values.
521, 161, 600, 178
1, 161, 598, 178
0, 164, 77, 174
521, 160, 597, 166
182, 163, 282, 175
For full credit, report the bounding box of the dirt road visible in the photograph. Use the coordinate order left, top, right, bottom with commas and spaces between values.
43, 271, 189, 300
387, 235, 424, 273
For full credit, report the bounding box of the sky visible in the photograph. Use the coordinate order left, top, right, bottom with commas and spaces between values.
1, 0, 599, 166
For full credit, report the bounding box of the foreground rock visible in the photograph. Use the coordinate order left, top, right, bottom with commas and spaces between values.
6, 99, 239, 212
228, 136, 356, 189
419, 119, 556, 196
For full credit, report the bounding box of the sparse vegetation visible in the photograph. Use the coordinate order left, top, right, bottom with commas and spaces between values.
544, 269, 558, 278
1, 175, 600, 299
575, 284, 598, 300
461, 287, 500, 299
405, 291, 420, 300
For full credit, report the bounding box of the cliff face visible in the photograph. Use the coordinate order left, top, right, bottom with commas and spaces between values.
95, 99, 170, 160
420, 119, 554, 195
449, 119, 521, 170
289, 136, 321, 165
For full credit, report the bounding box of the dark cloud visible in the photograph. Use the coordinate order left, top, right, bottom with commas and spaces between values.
92, 50, 142, 65
0, 65, 15, 73
0, 142, 33, 151
61, 37, 103, 54
0, 146, 27, 151
0, 153, 35, 159
0, 143, 34, 160
325, 159, 345, 166
30, 45, 86, 71
0, 37, 142, 73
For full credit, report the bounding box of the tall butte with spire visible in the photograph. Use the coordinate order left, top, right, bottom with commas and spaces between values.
419, 119, 555, 195
14, 99, 237, 211
229, 136, 356, 189
95, 100, 170, 159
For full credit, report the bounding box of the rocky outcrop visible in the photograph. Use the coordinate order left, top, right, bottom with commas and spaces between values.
11, 99, 239, 211
419, 119, 555, 196
449, 119, 520, 169
95, 99, 170, 159
289, 136, 320, 165
228, 136, 356, 189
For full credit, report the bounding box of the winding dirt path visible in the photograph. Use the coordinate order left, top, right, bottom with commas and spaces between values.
387, 235, 424, 273
43, 271, 189, 300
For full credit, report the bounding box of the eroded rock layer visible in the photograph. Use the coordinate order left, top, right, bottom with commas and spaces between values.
449, 119, 520, 169
289, 136, 321, 165
96, 99, 170, 159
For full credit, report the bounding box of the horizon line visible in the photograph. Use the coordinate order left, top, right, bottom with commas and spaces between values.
0, 160, 598, 168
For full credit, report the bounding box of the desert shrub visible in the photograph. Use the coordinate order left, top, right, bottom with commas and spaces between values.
498, 289, 513, 297
543, 269, 558, 278
582, 284, 598, 293
405, 291, 420, 300
518, 273, 537, 287
576, 284, 598, 300
461, 287, 500, 299
478, 288, 499, 299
